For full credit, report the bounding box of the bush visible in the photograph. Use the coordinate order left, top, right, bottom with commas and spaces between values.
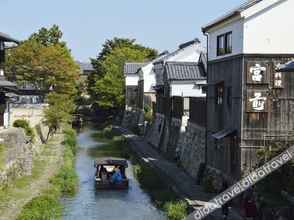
16, 195, 62, 220
164, 201, 187, 220
144, 105, 153, 123
63, 128, 77, 155
202, 175, 217, 193
13, 119, 35, 141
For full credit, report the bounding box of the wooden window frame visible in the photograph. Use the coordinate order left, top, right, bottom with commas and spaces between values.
217, 32, 232, 56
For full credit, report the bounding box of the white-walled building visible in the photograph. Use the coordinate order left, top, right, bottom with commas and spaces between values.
123, 63, 146, 110
153, 39, 206, 115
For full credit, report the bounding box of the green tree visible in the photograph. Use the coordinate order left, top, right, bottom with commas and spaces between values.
43, 92, 75, 141
88, 38, 157, 114
5, 25, 79, 141
5, 39, 79, 95
29, 24, 64, 47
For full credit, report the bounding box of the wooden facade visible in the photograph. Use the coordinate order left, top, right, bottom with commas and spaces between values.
207, 54, 294, 180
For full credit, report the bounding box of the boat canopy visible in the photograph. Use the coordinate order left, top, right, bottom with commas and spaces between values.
95, 157, 128, 168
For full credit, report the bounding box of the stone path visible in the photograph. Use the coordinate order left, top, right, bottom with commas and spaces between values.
0, 134, 64, 220
116, 126, 243, 220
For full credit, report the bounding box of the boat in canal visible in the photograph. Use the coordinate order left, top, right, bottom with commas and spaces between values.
94, 157, 129, 190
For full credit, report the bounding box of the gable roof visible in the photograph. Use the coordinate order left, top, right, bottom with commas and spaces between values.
165, 62, 206, 81
124, 63, 146, 75
153, 38, 201, 65
202, 0, 262, 33
0, 32, 19, 43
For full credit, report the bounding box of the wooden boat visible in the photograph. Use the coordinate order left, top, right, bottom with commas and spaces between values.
94, 157, 129, 190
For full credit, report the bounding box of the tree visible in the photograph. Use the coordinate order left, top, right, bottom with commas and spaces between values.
6, 39, 79, 95
29, 24, 64, 47
88, 38, 157, 114
5, 25, 80, 142
43, 92, 75, 141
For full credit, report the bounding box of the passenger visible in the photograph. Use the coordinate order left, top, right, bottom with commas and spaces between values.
100, 166, 108, 182
110, 166, 123, 184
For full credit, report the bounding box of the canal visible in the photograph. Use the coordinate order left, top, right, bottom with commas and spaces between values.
62, 128, 166, 220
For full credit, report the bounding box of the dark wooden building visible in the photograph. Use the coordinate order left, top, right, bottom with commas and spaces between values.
202, 0, 294, 181
0, 32, 18, 127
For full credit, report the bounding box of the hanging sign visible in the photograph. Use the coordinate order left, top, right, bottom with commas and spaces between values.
246, 62, 269, 84
246, 90, 268, 112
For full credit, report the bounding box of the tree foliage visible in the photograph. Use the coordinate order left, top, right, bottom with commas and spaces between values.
6, 39, 79, 95
88, 37, 157, 112
5, 25, 79, 141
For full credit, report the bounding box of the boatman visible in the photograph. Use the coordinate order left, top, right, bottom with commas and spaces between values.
111, 166, 123, 184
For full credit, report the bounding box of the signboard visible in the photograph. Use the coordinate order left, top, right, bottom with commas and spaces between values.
273, 71, 283, 89
246, 90, 268, 112
246, 62, 270, 84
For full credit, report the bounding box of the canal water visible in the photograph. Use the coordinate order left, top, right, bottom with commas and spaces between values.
62, 128, 166, 220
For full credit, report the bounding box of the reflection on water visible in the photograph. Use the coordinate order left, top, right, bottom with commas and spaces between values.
62, 128, 166, 220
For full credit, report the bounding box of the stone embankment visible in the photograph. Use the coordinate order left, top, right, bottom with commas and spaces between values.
0, 128, 32, 188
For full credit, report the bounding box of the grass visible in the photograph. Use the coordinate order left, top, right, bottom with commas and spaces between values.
16, 127, 78, 220
91, 126, 188, 220
0, 144, 6, 170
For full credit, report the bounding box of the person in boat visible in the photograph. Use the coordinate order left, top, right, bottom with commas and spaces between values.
100, 166, 109, 182
110, 166, 123, 184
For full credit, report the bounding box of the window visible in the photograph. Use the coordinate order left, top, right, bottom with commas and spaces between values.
216, 82, 224, 105
217, 32, 232, 56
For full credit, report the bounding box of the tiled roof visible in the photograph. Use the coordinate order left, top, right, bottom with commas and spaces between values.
124, 63, 146, 75
165, 62, 206, 81
202, 0, 262, 32
0, 32, 19, 43
77, 61, 94, 72
0, 76, 17, 88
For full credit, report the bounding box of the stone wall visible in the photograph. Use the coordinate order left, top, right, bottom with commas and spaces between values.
162, 117, 182, 159
178, 121, 206, 180
0, 128, 32, 188
145, 113, 165, 149
121, 108, 143, 132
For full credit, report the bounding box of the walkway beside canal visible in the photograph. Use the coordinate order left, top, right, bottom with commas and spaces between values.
116, 126, 243, 220
0, 134, 64, 220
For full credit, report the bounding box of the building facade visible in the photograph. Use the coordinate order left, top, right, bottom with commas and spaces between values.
203, 0, 294, 181
124, 63, 146, 110
0, 32, 18, 128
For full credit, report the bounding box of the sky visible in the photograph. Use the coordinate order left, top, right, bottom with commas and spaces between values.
0, 0, 244, 62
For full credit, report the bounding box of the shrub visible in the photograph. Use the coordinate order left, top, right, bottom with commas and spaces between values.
63, 128, 77, 155
144, 105, 153, 123
164, 201, 187, 220
13, 119, 35, 142
16, 195, 62, 220
202, 175, 217, 193
0, 144, 5, 170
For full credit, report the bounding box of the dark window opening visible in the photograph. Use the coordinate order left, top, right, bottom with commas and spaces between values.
217, 32, 232, 56
216, 82, 224, 105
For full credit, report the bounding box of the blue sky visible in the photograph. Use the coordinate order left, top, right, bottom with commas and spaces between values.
0, 0, 244, 61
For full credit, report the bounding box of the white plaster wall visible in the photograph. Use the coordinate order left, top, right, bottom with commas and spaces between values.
125, 74, 139, 86
243, 0, 294, 54
141, 63, 156, 93
10, 104, 46, 127
207, 18, 244, 61
170, 82, 206, 97
168, 43, 203, 62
